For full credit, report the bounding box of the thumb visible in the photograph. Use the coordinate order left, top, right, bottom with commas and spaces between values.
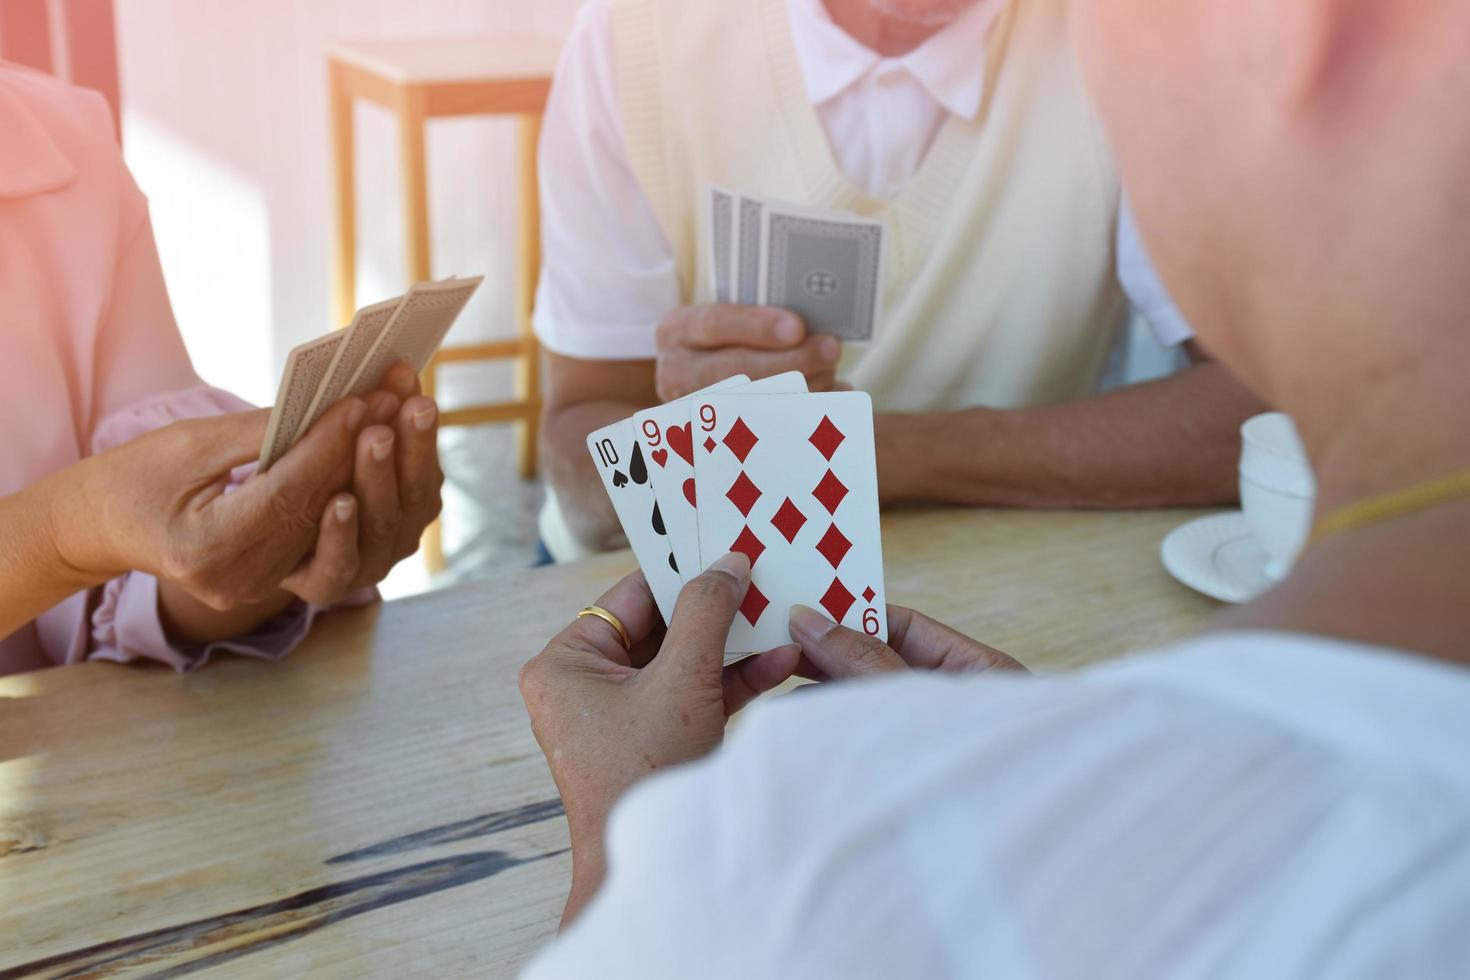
260, 397, 366, 491
788, 605, 907, 679
649, 552, 752, 689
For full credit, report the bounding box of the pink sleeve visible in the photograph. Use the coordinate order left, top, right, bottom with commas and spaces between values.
84, 386, 377, 672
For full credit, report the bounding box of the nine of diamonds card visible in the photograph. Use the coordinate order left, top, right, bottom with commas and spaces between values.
691, 390, 886, 655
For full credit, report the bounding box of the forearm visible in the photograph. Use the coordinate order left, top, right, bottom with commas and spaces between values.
0, 462, 117, 640
878, 363, 1266, 508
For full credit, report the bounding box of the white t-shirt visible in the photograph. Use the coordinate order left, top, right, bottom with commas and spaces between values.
533, 0, 1192, 361
525, 631, 1470, 978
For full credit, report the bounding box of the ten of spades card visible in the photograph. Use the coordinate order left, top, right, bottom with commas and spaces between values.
585, 416, 686, 624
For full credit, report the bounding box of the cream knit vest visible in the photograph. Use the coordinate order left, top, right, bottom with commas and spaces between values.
611, 0, 1124, 411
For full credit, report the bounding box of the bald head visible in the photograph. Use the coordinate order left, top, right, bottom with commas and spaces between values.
1074, 0, 1470, 409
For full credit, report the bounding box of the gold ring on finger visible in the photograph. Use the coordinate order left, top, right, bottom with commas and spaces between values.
576, 605, 632, 652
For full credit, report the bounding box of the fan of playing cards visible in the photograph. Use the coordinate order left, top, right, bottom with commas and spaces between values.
259, 276, 484, 472
709, 186, 886, 342
589, 373, 888, 660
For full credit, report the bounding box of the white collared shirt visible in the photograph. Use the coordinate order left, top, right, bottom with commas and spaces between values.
526, 631, 1470, 977
532, 0, 1191, 361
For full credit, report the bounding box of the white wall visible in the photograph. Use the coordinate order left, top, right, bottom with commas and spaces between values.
115, 0, 583, 406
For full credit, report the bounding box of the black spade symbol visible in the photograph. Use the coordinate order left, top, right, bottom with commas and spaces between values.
668, 552, 679, 573
651, 501, 667, 536
612, 470, 629, 488
630, 442, 649, 485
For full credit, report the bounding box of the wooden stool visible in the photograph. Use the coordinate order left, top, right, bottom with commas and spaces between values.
327, 35, 562, 574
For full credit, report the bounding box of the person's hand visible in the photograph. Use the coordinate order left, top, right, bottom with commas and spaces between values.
654, 304, 843, 401
284, 362, 444, 603
519, 554, 800, 922
65, 363, 442, 612
787, 604, 1027, 679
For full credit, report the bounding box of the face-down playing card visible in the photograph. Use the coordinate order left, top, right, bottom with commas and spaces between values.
586, 416, 685, 625
634, 371, 809, 587
344, 276, 485, 397
759, 207, 885, 342
259, 331, 347, 473
290, 295, 405, 449
693, 391, 887, 654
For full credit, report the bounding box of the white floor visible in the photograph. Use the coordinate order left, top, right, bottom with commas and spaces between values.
380, 382, 546, 601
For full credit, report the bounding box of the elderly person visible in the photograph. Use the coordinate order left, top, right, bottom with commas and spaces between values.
0, 65, 442, 676
519, 0, 1470, 972
532, 0, 1266, 561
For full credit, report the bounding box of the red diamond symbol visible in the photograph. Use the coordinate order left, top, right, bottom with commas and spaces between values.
725, 472, 762, 517
812, 469, 849, 515
815, 524, 852, 569
862, 586, 876, 603
809, 415, 846, 460
739, 583, 770, 625
819, 577, 857, 624
703, 436, 716, 453
730, 526, 766, 567
723, 417, 759, 463
770, 497, 808, 544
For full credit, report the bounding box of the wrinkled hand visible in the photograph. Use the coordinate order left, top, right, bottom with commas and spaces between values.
520, 555, 799, 851
283, 363, 444, 603
73, 363, 442, 611
654, 304, 843, 402
787, 604, 1027, 679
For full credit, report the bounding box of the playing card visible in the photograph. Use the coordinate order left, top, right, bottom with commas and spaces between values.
708, 185, 735, 303
734, 194, 767, 305
693, 391, 886, 654
293, 294, 405, 446
759, 207, 885, 342
343, 276, 485, 397
259, 331, 347, 472
634, 371, 809, 587
585, 419, 689, 625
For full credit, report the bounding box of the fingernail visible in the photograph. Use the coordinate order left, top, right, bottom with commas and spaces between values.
789, 605, 835, 643
412, 403, 437, 432
370, 434, 394, 462
775, 317, 802, 344
334, 497, 356, 523
709, 551, 751, 582
819, 337, 841, 362
346, 399, 367, 430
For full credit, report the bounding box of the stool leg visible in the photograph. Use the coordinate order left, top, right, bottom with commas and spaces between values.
420, 358, 447, 576
400, 87, 433, 284
514, 113, 544, 480
329, 61, 357, 328
400, 87, 444, 575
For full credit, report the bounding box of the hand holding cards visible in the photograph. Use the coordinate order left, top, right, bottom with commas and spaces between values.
260, 276, 483, 471
708, 187, 886, 343
588, 374, 887, 659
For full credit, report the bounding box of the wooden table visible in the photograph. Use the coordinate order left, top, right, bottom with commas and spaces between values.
0, 508, 1220, 978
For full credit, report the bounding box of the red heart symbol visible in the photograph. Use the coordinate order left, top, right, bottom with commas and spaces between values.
667, 423, 694, 466
683, 478, 696, 506
651, 448, 669, 468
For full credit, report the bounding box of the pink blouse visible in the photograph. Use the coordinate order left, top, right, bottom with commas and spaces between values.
0, 66, 359, 677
